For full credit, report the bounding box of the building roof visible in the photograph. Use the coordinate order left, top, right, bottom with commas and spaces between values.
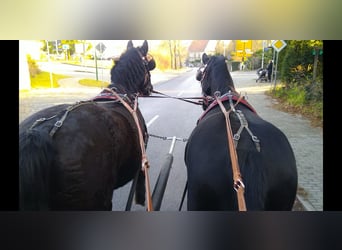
188, 40, 209, 52
205, 40, 218, 54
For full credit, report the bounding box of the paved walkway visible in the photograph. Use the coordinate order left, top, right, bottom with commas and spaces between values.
19, 69, 189, 122
242, 85, 323, 211
232, 71, 323, 211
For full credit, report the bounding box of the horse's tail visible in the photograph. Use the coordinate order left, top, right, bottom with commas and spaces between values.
134, 169, 146, 206
19, 129, 56, 210
238, 150, 265, 210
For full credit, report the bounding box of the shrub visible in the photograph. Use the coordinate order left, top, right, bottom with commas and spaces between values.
27, 55, 41, 77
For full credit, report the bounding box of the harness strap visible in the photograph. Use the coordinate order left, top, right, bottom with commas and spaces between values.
30, 91, 124, 136
105, 88, 154, 212
214, 92, 246, 211
197, 92, 257, 123
233, 110, 261, 152
92, 89, 121, 101
49, 101, 94, 137
29, 115, 58, 131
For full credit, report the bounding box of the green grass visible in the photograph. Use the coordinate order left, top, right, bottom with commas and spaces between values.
79, 78, 109, 87
30, 71, 109, 89
30, 72, 69, 88
266, 83, 323, 128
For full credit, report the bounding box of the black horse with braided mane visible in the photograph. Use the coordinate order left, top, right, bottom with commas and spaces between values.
184, 53, 298, 211
19, 40, 156, 210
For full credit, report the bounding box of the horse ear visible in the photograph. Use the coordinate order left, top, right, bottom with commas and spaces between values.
127, 40, 134, 50
202, 53, 210, 64
140, 40, 148, 56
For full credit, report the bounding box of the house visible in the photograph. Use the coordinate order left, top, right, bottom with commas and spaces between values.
187, 40, 218, 66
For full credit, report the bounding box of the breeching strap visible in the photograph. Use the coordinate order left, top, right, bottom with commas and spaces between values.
106, 88, 153, 211
214, 92, 247, 211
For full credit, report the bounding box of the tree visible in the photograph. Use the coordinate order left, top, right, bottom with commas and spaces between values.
167, 40, 184, 69
168, 40, 174, 69
279, 40, 323, 85
41, 40, 84, 60
278, 40, 323, 102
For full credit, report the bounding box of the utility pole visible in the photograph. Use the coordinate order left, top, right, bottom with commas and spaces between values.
94, 49, 98, 81
312, 46, 322, 83
46, 40, 53, 88
261, 40, 265, 68
223, 40, 226, 57
55, 40, 59, 55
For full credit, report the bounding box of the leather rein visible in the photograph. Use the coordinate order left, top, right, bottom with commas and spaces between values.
214, 91, 247, 211
103, 87, 154, 211
149, 90, 204, 105
102, 87, 259, 211
148, 88, 260, 211
100, 87, 259, 211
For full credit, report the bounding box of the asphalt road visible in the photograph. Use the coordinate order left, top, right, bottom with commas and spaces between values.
19, 69, 323, 211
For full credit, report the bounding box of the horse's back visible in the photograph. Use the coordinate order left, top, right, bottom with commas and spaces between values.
20, 104, 69, 131
19, 102, 142, 210
185, 105, 297, 210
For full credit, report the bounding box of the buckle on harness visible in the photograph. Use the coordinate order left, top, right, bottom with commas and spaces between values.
234, 179, 245, 192
54, 120, 63, 127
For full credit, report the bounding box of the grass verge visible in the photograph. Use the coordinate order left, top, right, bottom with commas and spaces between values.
266, 84, 323, 128
29, 71, 109, 89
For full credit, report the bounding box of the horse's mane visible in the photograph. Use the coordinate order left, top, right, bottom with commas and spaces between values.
109, 47, 146, 94
207, 55, 234, 90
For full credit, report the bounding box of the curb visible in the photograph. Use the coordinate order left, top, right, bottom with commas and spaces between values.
296, 194, 316, 211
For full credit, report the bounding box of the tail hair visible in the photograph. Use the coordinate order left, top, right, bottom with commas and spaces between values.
19, 129, 56, 210
134, 169, 146, 206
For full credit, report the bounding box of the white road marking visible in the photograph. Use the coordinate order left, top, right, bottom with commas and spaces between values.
177, 90, 184, 97
146, 115, 159, 127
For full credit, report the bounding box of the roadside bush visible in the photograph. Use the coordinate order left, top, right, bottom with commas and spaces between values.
271, 40, 323, 127
27, 55, 41, 77
286, 85, 306, 106
269, 83, 323, 127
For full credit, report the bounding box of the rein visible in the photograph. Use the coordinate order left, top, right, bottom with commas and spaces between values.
214, 91, 247, 211
104, 88, 154, 212
149, 90, 204, 105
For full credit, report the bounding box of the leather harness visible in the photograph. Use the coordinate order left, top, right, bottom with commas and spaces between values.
197, 91, 261, 211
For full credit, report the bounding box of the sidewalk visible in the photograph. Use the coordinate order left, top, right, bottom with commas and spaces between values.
19, 69, 191, 123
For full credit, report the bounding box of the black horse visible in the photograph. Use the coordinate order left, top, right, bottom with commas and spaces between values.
184, 53, 298, 211
19, 40, 156, 210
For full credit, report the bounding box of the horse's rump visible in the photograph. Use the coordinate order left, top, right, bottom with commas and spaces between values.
185, 103, 297, 210
19, 101, 145, 210
185, 53, 298, 211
